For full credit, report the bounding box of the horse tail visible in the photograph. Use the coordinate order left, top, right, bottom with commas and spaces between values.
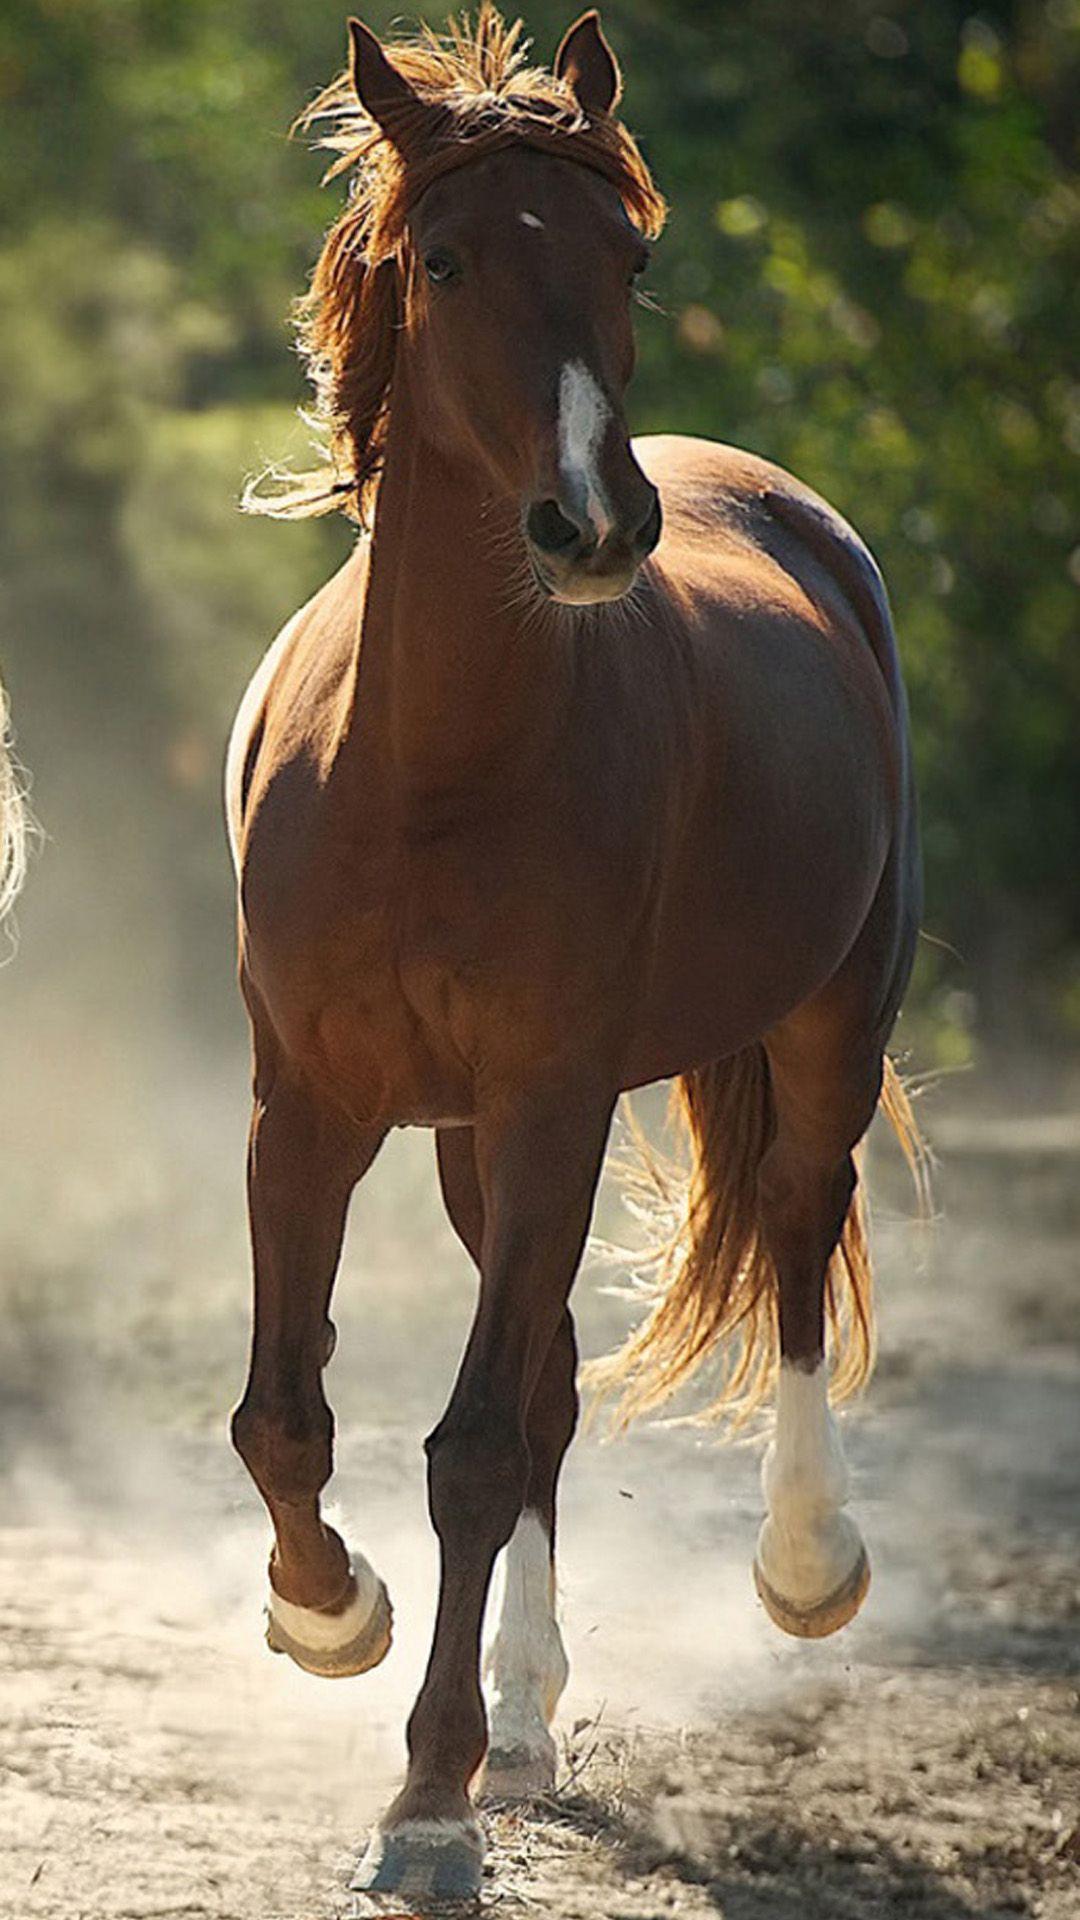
585, 1050, 927, 1431
0, 680, 28, 926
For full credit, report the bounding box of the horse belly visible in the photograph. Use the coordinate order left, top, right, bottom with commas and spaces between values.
624, 765, 897, 1084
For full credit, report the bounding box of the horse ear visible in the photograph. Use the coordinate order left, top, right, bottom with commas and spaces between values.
347, 17, 426, 142
555, 10, 622, 115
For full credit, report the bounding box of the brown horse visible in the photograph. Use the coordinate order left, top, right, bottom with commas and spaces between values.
228, 8, 923, 1900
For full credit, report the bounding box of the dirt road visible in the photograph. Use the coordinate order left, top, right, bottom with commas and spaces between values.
1, 1073, 1077, 1918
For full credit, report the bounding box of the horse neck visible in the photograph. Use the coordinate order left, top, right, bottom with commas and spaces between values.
351, 372, 571, 802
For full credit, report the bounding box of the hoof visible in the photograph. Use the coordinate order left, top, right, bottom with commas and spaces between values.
350, 1818, 484, 1903
753, 1544, 870, 1639
265, 1553, 392, 1678
478, 1739, 556, 1803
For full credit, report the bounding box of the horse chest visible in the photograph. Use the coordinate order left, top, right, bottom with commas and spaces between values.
247, 820, 635, 1124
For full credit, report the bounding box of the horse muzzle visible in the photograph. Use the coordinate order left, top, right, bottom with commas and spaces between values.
524, 484, 662, 606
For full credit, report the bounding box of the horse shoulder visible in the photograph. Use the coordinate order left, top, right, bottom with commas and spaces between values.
225, 545, 369, 875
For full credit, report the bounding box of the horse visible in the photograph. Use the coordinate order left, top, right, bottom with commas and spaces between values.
0, 681, 27, 931
228, 8, 924, 1900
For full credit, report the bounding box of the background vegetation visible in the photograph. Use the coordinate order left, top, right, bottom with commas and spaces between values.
1, 0, 1078, 1063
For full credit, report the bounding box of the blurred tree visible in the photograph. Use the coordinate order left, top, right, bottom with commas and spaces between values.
0, 0, 1077, 1049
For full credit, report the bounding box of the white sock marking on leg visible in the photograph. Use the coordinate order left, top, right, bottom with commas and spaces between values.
484, 1511, 568, 1756
757, 1360, 864, 1609
558, 360, 613, 544
268, 1550, 382, 1652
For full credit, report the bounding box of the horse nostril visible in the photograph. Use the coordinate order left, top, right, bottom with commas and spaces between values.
526, 498, 586, 558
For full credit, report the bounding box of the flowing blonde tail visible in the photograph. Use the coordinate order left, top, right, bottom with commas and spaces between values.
0, 682, 28, 927
585, 1050, 928, 1431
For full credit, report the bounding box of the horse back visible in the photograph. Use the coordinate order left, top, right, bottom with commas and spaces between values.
637, 434, 907, 718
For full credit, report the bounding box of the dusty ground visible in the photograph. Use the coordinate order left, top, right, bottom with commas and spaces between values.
0, 1065, 1078, 1919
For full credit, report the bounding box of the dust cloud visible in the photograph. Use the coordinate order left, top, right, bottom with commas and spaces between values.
1, 751, 1078, 1916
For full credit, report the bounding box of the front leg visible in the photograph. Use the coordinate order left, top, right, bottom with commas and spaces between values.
437, 1128, 577, 1801
353, 1085, 614, 1903
231, 1064, 392, 1678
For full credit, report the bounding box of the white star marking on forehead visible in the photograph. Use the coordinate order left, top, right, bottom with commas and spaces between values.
519, 211, 545, 230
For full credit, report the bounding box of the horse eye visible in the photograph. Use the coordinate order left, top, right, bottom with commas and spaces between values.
424, 250, 459, 286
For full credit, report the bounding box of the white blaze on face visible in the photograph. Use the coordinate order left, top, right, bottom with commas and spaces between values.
483, 1510, 569, 1759
558, 359, 613, 545
519, 210, 545, 230
756, 1360, 865, 1609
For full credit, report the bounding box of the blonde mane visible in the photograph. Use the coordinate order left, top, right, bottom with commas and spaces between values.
244, 6, 666, 526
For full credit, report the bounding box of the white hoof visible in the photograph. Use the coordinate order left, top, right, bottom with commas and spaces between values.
265, 1552, 392, 1678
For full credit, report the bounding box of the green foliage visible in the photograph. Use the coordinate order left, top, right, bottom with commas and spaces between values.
0, 0, 1077, 1040
120, 405, 341, 732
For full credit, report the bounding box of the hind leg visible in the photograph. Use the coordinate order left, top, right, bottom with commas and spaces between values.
436, 1128, 575, 1801
753, 1014, 883, 1639
480, 1311, 576, 1800
231, 1057, 392, 1678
